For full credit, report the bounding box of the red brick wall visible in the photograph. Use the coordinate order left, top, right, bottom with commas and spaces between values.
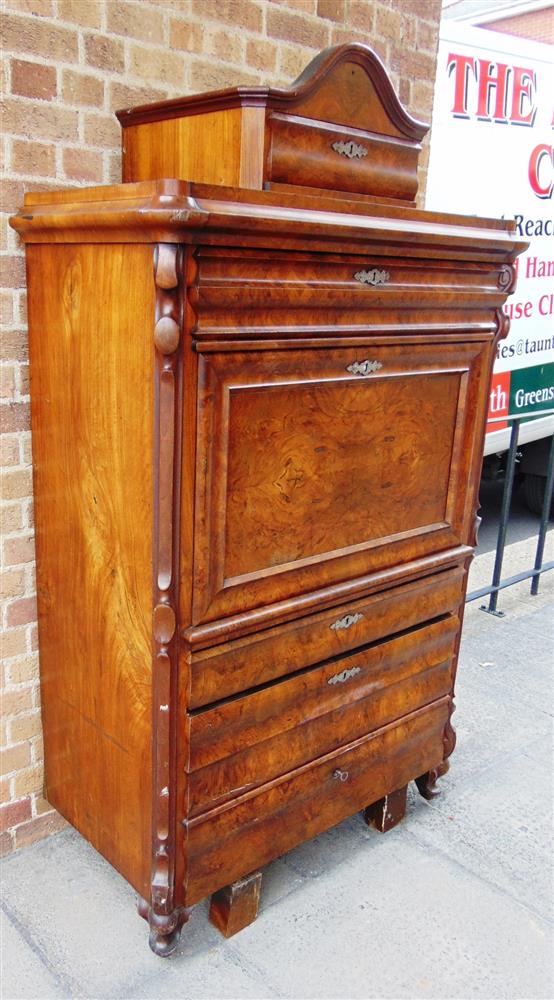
481, 6, 554, 44
0, 0, 442, 855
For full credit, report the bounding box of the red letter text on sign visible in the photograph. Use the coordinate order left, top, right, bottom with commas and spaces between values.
447, 53, 476, 118
528, 144, 554, 199
510, 67, 537, 125
476, 60, 510, 121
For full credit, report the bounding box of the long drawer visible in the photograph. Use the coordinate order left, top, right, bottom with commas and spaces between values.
195, 247, 505, 323
189, 565, 465, 707
184, 699, 449, 906
187, 614, 458, 816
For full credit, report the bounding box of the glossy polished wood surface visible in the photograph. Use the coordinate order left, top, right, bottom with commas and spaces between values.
185, 700, 449, 906
117, 44, 425, 201
188, 565, 465, 707
188, 614, 459, 815
122, 109, 249, 187
11, 43, 528, 957
267, 112, 420, 201
25, 243, 154, 897
192, 341, 486, 625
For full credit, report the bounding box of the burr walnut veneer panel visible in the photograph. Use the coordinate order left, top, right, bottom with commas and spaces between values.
188, 564, 466, 707
193, 342, 486, 624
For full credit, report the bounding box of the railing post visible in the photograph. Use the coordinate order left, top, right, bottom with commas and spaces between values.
481, 419, 520, 616
530, 434, 554, 596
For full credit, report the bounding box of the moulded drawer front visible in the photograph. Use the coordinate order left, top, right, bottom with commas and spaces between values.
194, 246, 506, 337
184, 698, 449, 906
266, 113, 420, 202
187, 614, 459, 816
189, 565, 465, 707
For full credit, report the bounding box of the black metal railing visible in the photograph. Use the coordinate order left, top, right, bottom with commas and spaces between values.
466, 417, 554, 616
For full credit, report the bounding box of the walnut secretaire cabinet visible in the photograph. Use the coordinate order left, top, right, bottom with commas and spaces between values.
11, 46, 526, 956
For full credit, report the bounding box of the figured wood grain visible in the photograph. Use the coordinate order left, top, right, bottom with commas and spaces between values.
122, 109, 244, 186
266, 113, 420, 201
192, 239, 504, 344
185, 700, 449, 905
188, 565, 465, 707
184, 546, 472, 651
224, 373, 458, 578
189, 615, 459, 767
25, 243, 154, 897
192, 341, 485, 625
11, 44, 529, 955
283, 50, 422, 138
188, 617, 458, 815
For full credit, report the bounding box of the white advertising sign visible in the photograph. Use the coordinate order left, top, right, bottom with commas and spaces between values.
426, 23, 554, 439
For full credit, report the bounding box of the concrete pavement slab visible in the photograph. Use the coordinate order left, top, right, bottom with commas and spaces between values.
0, 912, 68, 1000
406, 750, 553, 921
228, 833, 553, 1000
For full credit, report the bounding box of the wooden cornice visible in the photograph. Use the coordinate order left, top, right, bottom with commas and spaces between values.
10, 178, 527, 262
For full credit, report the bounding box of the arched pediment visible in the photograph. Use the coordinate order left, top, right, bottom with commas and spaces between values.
117, 44, 428, 142
268, 44, 428, 141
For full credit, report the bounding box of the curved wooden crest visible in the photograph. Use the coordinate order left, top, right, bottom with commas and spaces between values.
117, 43, 428, 142
282, 44, 428, 140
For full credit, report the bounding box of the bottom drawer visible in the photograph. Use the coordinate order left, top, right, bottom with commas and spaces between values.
184, 698, 449, 906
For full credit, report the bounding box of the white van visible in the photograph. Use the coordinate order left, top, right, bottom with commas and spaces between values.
426, 22, 553, 514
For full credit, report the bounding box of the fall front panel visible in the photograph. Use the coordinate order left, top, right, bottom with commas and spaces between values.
192, 341, 485, 624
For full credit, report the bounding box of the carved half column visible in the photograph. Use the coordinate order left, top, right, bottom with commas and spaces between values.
140, 243, 188, 957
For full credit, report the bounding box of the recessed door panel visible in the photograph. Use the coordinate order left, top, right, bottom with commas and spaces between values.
192, 341, 486, 624
225, 372, 458, 580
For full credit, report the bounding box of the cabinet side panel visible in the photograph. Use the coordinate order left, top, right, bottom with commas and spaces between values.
122, 109, 243, 185
26, 243, 154, 897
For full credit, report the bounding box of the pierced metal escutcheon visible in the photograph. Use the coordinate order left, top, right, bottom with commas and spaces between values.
333, 769, 350, 783
330, 611, 364, 631
328, 666, 362, 686
331, 139, 368, 159
354, 268, 390, 286
346, 360, 383, 377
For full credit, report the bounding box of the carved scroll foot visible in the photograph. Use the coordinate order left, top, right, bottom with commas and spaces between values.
209, 871, 262, 938
415, 761, 449, 801
364, 784, 407, 832
138, 898, 189, 957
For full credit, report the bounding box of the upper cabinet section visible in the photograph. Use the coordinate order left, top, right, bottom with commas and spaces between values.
117, 44, 428, 204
